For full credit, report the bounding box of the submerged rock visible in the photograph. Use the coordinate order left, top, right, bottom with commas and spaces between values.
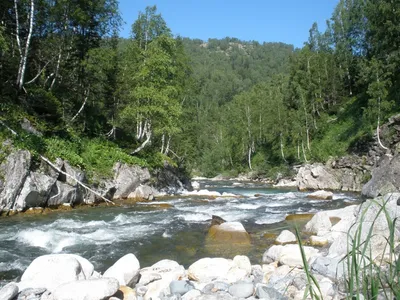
307, 190, 333, 200
207, 222, 251, 244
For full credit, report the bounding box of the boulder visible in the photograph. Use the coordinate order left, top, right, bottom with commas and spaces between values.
128, 185, 159, 201
311, 256, 346, 281
275, 230, 297, 245
262, 244, 320, 268
307, 190, 333, 200
304, 212, 332, 235
103, 253, 140, 287
114, 286, 137, 300
13, 172, 56, 211
0, 150, 31, 210
309, 236, 329, 247
169, 280, 194, 296
226, 255, 252, 283
113, 163, 151, 199
228, 281, 254, 298
62, 161, 86, 187
207, 222, 251, 244
52, 278, 120, 300
20, 254, 93, 292
296, 164, 341, 191
47, 181, 82, 206
182, 289, 202, 300
153, 163, 191, 194
0, 283, 19, 300
362, 154, 400, 198
16, 287, 46, 299
273, 179, 297, 188
188, 258, 233, 282
255, 284, 287, 300
139, 260, 185, 300
210, 215, 226, 226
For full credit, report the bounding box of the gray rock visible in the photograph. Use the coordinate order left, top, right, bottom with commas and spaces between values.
296, 164, 341, 191
161, 295, 182, 300
52, 278, 119, 300
362, 154, 400, 198
311, 256, 346, 280
202, 281, 229, 294
251, 265, 263, 284
40, 290, 52, 300
113, 163, 151, 199
128, 184, 159, 201
47, 181, 81, 206
195, 292, 235, 300
228, 281, 253, 298
169, 280, 194, 296
0, 282, 19, 300
255, 284, 287, 300
14, 172, 56, 211
18, 288, 47, 300
182, 289, 202, 300
103, 253, 140, 287
0, 150, 31, 211
62, 161, 86, 187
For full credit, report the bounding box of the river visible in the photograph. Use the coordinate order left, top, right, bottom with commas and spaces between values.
0, 180, 360, 285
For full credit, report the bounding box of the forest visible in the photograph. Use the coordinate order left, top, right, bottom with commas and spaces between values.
0, 0, 399, 178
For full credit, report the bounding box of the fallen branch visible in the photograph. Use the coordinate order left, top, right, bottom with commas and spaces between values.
39, 155, 115, 206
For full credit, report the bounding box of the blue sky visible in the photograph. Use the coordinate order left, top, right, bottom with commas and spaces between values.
118, 1, 339, 48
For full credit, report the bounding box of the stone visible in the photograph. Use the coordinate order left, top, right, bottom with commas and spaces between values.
362, 154, 400, 198
255, 284, 287, 300
128, 185, 159, 201
307, 190, 333, 200
273, 179, 297, 188
0, 282, 19, 300
140, 260, 185, 300
228, 281, 254, 298
296, 164, 341, 191
311, 256, 346, 280
226, 255, 252, 283
188, 258, 233, 282
20, 254, 92, 292
113, 286, 137, 300
304, 212, 332, 235
52, 278, 119, 300
103, 253, 140, 287
169, 280, 194, 296
47, 181, 81, 206
210, 215, 226, 226
262, 244, 320, 268
309, 236, 329, 247
191, 181, 200, 190
207, 222, 251, 244
0, 150, 31, 211
154, 163, 190, 194
275, 230, 297, 245
62, 161, 86, 187
13, 172, 56, 211
17, 288, 46, 299
181, 289, 202, 300
202, 281, 230, 293
113, 163, 151, 199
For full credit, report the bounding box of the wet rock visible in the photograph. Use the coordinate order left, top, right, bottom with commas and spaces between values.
0, 150, 31, 211
307, 190, 333, 200
275, 230, 297, 245
188, 258, 233, 282
228, 281, 254, 298
52, 278, 119, 300
304, 212, 332, 235
103, 253, 140, 287
0, 282, 19, 300
169, 280, 194, 296
262, 244, 320, 268
309, 236, 329, 247
210, 215, 226, 226
113, 163, 151, 199
207, 222, 251, 244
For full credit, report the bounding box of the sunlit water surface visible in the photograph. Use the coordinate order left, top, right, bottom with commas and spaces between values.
0, 180, 360, 285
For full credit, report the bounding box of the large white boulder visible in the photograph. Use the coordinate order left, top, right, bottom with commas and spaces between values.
103, 253, 140, 287
188, 257, 233, 282
20, 254, 93, 292
304, 212, 332, 235
275, 230, 297, 245
262, 244, 320, 268
307, 190, 334, 200
52, 278, 119, 300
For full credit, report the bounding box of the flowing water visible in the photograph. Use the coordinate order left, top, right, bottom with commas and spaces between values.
0, 180, 360, 285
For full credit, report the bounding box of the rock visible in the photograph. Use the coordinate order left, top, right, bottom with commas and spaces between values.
113, 286, 137, 300
13, 172, 56, 211
0, 282, 19, 300
154, 163, 190, 194
20, 254, 92, 292
62, 161, 86, 187
140, 260, 185, 300
47, 181, 81, 206
169, 280, 194, 296
251, 265, 264, 284
207, 222, 251, 244
128, 185, 158, 201
52, 278, 119, 300
228, 281, 254, 298
309, 236, 329, 247
362, 154, 400, 198
113, 163, 151, 199
296, 164, 341, 191
0, 150, 31, 211
307, 190, 333, 200
210, 215, 226, 226
273, 179, 297, 188
311, 256, 346, 281
226, 255, 252, 283
103, 253, 140, 287
17, 287, 46, 299
275, 230, 297, 245
304, 212, 332, 235
138, 272, 162, 286
285, 214, 314, 222
255, 284, 287, 300
262, 244, 320, 268
182, 289, 202, 300
191, 181, 200, 190
202, 281, 229, 293
188, 258, 233, 282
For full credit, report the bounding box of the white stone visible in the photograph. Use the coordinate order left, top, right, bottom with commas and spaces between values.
263, 244, 320, 268
307, 190, 334, 200
52, 278, 119, 300
304, 212, 332, 235
275, 230, 297, 245
309, 236, 329, 247
226, 255, 252, 283
103, 253, 140, 287
0, 283, 18, 300
182, 289, 202, 300
188, 257, 233, 282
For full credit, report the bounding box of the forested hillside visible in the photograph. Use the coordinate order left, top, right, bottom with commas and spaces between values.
0, 1, 399, 178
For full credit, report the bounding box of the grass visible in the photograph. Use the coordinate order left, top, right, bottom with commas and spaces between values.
295, 195, 400, 299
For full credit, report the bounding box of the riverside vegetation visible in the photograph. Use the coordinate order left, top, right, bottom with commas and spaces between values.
1, 0, 400, 299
